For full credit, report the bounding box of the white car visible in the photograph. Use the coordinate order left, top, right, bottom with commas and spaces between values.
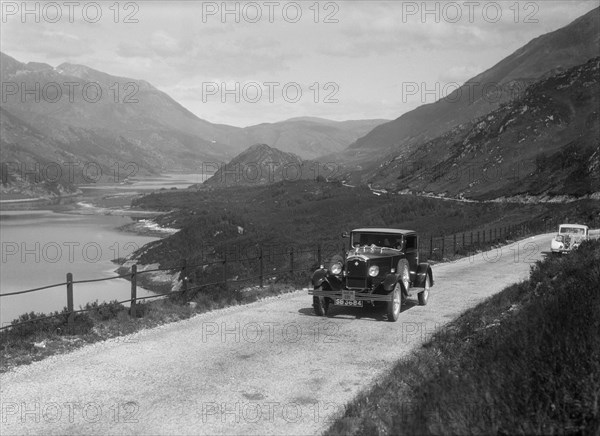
551, 224, 589, 254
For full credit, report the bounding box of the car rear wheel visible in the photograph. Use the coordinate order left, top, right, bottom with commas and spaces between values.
418, 274, 430, 306
387, 282, 401, 322
313, 291, 330, 316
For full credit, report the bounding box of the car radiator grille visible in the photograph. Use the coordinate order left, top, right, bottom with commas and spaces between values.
346, 278, 367, 289
346, 259, 367, 289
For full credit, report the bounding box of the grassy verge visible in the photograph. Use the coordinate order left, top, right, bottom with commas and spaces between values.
0, 281, 298, 373
325, 240, 600, 435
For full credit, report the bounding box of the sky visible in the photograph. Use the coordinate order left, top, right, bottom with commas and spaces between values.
1, 1, 597, 127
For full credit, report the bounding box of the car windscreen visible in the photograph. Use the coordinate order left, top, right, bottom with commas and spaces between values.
351, 233, 403, 249
560, 227, 585, 234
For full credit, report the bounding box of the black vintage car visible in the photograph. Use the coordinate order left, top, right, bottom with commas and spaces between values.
309, 228, 434, 322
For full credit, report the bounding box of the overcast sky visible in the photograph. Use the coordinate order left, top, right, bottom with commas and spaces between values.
1, 1, 597, 126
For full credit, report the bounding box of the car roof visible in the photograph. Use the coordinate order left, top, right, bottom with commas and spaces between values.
351, 228, 416, 235
558, 224, 588, 229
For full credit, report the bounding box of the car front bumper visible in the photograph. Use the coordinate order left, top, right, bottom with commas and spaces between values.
309, 288, 393, 302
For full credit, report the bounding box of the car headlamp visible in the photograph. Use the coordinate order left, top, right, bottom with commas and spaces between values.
368, 265, 379, 277
330, 262, 342, 275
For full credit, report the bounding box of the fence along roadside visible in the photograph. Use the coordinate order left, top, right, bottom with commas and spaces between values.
0, 219, 575, 330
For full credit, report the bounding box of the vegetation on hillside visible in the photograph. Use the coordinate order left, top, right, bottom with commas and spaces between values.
130, 180, 600, 284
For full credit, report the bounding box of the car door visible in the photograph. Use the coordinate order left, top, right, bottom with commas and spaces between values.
404, 235, 419, 278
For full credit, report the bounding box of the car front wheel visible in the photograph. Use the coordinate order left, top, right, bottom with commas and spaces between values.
387, 282, 401, 322
418, 275, 430, 306
313, 293, 330, 317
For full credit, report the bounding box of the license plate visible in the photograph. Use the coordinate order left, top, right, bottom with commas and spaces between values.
342, 290, 355, 300
335, 299, 363, 307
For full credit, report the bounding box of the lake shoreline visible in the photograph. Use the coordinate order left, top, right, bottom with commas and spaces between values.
0, 174, 203, 324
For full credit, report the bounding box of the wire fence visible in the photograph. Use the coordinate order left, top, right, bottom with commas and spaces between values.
0, 216, 585, 331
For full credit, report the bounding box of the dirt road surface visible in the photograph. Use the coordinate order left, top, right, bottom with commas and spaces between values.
1, 234, 553, 435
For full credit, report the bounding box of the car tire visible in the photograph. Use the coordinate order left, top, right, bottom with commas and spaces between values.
313, 294, 330, 316
398, 259, 410, 293
386, 282, 401, 322
418, 274, 430, 306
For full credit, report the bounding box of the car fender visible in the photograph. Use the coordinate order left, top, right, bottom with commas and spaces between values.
311, 268, 329, 288
311, 269, 343, 291
382, 273, 399, 292
414, 263, 433, 288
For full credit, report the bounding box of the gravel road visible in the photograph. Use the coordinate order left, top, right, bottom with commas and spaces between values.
1, 233, 553, 435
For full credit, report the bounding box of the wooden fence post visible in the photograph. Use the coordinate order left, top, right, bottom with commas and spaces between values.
441, 235, 445, 259
453, 233, 457, 254
462, 233, 465, 251
181, 259, 188, 295
222, 253, 227, 291
66, 272, 74, 329
130, 264, 137, 318
290, 247, 294, 275
317, 244, 322, 267
259, 246, 264, 289
429, 234, 433, 258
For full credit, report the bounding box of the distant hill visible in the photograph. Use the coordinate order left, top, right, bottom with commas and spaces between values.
366, 58, 600, 200
338, 7, 600, 173
242, 118, 388, 160
203, 143, 313, 187
0, 51, 386, 197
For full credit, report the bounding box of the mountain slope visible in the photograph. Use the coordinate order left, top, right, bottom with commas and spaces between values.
203, 143, 310, 187
0, 52, 240, 169
0, 52, 387, 197
342, 7, 600, 171
367, 58, 600, 200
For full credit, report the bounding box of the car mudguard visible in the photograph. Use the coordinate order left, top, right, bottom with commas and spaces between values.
382, 273, 399, 291
414, 263, 434, 288
311, 268, 328, 288
311, 269, 343, 291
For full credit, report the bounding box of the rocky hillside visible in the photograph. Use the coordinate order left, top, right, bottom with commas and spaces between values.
367, 58, 600, 201
338, 7, 600, 172
203, 143, 315, 187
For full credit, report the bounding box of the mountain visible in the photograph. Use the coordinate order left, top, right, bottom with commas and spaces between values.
242, 117, 388, 159
0, 52, 240, 171
0, 51, 387, 197
366, 58, 600, 200
339, 7, 600, 172
203, 143, 313, 187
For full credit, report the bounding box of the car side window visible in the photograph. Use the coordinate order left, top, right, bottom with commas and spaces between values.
405, 235, 417, 250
